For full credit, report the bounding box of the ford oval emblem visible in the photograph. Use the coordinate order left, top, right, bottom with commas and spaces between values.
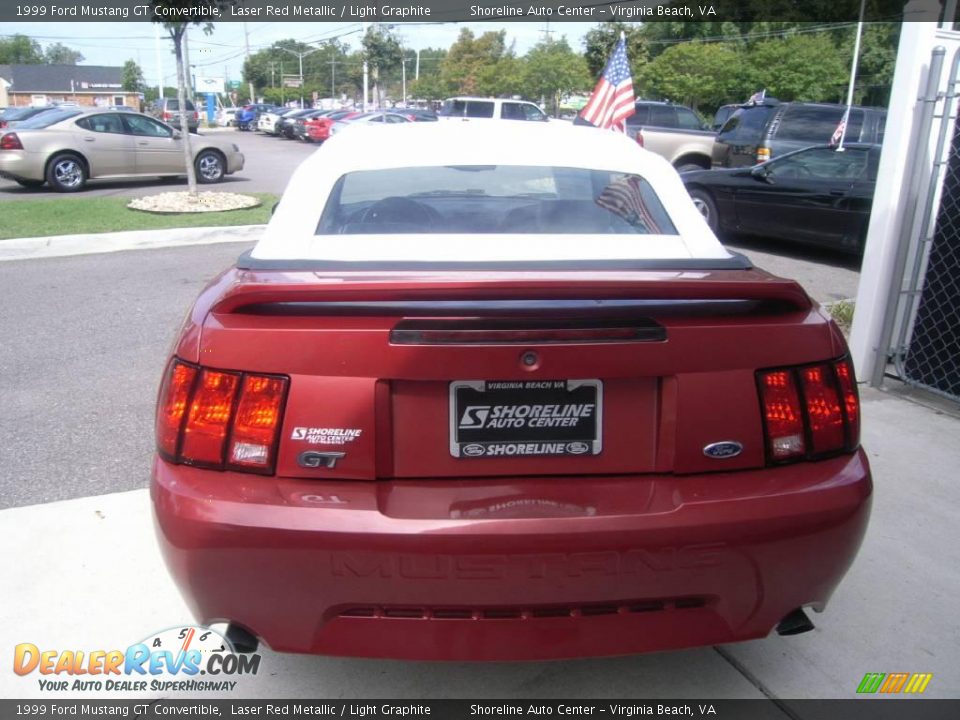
462, 444, 486, 457
703, 441, 743, 459
566, 441, 590, 455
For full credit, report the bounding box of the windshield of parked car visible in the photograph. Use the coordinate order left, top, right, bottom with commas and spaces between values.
316, 165, 677, 235
17, 108, 83, 129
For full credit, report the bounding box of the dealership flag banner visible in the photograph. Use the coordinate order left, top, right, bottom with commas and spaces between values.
579, 33, 635, 131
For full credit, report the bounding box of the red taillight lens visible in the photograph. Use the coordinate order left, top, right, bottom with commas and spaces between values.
156, 360, 198, 460
155, 359, 289, 474
758, 357, 860, 464
226, 375, 288, 472
163, 111, 172, 120
180, 369, 241, 466
800, 364, 845, 454
833, 358, 860, 449
758, 369, 806, 461
635, 130, 644, 147
0, 132, 23, 150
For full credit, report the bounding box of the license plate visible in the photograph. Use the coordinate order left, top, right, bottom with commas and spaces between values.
449, 379, 602, 458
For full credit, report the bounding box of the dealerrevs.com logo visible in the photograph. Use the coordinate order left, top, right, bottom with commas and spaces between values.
13, 625, 260, 693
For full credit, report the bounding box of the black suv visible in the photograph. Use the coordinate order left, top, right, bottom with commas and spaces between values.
712, 99, 886, 168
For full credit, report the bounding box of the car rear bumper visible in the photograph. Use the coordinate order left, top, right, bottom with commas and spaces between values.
152, 451, 871, 661
0, 151, 43, 182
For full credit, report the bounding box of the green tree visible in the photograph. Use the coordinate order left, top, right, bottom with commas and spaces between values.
746, 33, 848, 102
151, 0, 234, 194
522, 38, 591, 116
362, 26, 402, 107
583, 22, 648, 79
639, 41, 742, 112
0, 34, 44, 64
844, 22, 899, 106
43, 42, 84, 65
121, 60, 145, 93
441, 29, 516, 96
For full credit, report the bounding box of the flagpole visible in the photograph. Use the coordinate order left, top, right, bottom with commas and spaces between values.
838, 0, 866, 151
618, 31, 627, 133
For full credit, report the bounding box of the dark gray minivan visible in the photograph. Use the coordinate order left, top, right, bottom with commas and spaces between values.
712, 99, 886, 167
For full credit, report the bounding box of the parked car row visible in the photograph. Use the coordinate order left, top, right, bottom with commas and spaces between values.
254, 106, 438, 143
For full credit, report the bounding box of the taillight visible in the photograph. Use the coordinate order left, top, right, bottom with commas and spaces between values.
833, 358, 861, 448
635, 130, 644, 147
799, 364, 845, 454
0, 132, 23, 150
757, 357, 860, 464
163, 111, 172, 120
756, 146, 771, 163
156, 360, 198, 460
226, 375, 288, 471
758, 370, 806, 461
155, 359, 289, 474
180, 368, 241, 466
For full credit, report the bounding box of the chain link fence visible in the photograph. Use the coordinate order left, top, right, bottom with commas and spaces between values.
900, 108, 960, 400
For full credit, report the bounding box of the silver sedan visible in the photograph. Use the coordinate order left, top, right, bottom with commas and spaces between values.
0, 107, 244, 192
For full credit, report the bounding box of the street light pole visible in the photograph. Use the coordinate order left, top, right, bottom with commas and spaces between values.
278, 46, 323, 108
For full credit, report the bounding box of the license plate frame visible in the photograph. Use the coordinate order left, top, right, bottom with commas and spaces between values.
449, 379, 603, 459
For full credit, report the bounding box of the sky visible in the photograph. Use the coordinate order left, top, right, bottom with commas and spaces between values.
0, 21, 604, 89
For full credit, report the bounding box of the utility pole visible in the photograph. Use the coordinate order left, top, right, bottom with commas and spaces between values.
154, 23, 164, 100
401, 56, 406, 107
329, 57, 337, 101
182, 26, 193, 99
362, 22, 369, 112
415, 49, 420, 81
541, 22, 555, 44
244, 22, 255, 103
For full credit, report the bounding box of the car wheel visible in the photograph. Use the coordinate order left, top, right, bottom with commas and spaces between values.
195, 150, 225, 184
46, 154, 87, 192
15, 179, 45, 189
689, 188, 719, 232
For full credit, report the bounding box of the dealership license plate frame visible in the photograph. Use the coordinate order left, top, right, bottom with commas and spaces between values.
449, 379, 603, 458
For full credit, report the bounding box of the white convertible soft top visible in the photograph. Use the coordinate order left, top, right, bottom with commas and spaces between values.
252, 121, 734, 264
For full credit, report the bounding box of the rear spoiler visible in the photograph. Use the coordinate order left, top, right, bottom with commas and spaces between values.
211, 264, 813, 315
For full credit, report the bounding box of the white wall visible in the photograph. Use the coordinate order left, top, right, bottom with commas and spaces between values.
849, 21, 960, 382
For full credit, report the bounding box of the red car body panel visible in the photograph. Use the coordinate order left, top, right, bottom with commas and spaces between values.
153, 451, 870, 660
153, 266, 871, 660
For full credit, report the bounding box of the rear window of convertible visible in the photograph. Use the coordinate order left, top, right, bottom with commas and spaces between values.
316, 165, 678, 235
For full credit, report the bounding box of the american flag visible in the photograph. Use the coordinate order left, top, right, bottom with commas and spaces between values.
595, 175, 663, 233
580, 35, 635, 131
830, 109, 849, 146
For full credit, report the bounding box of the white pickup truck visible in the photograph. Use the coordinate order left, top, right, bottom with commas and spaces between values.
624, 101, 717, 172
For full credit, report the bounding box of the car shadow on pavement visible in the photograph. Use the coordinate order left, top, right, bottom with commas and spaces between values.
723, 234, 862, 272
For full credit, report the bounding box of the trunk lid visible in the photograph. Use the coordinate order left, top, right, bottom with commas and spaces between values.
194, 268, 837, 480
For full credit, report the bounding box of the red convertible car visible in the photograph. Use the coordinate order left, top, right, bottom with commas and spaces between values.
152, 122, 871, 661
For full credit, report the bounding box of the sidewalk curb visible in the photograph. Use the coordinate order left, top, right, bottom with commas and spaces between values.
0, 224, 264, 263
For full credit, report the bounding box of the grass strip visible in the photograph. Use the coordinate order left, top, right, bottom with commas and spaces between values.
0, 193, 277, 240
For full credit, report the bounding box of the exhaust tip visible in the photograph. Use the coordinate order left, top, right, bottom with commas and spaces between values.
225, 623, 259, 654
776, 607, 815, 636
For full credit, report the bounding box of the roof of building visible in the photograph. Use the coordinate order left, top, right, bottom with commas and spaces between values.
1, 64, 125, 93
